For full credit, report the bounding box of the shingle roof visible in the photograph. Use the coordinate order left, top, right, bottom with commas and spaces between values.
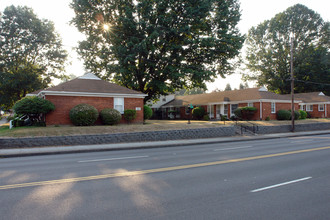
163, 88, 296, 107
284, 92, 330, 103
28, 73, 146, 96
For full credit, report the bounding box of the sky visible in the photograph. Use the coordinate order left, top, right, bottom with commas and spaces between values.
1, 0, 329, 92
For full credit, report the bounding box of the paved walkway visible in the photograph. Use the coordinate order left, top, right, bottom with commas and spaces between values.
1, 129, 329, 157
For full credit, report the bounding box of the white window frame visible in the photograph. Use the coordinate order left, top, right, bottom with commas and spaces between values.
318, 104, 325, 111
114, 97, 124, 114
306, 104, 313, 112
271, 102, 276, 113
231, 104, 238, 116
247, 102, 254, 107
300, 105, 304, 110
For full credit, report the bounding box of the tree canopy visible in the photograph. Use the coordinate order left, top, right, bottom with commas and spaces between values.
71, 0, 244, 101
244, 4, 329, 95
0, 5, 68, 109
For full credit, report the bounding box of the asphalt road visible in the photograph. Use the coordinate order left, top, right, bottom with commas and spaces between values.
1, 134, 330, 220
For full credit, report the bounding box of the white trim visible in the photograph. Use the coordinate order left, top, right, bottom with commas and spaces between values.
271, 102, 276, 113
299, 102, 330, 105
114, 97, 124, 114
318, 104, 325, 112
260, 101, 262, 120
306, 104, 313, 112
78, 73, 102, 80
37, 91, 147, 98
208, 99, 301, 105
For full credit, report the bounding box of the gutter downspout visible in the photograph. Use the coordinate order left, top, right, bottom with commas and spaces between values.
259, 100, 262, 120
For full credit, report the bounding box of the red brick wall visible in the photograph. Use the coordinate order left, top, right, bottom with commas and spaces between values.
45, 95, 144, 125
261, 102, 299, 120
306, 104, 329, 118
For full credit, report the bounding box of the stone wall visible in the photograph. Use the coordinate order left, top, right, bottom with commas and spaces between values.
254, 122, 330, 134
0, 126, 235, 149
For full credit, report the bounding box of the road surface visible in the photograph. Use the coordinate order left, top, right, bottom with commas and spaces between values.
0, 134, 330, 219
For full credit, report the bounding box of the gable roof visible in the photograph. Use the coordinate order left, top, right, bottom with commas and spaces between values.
283, 92, 330, 103
163, 88, 298, 107
28, 73, 147, 98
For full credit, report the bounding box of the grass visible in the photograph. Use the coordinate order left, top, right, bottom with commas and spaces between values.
0, 120, 230, 138
0, 119, 329, 138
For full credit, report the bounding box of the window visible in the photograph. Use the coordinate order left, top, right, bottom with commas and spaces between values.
306, 105, 313, 112
114, 97, 124, 114
224, 105, 228, 116
231, 104, 238, 116
248, 103, 254, 107
271, 102, 276, 113
318, 104, 325, 111
300, 105, 304, 110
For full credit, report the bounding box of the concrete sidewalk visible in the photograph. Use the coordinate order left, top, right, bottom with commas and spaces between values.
1, 130, 330, 157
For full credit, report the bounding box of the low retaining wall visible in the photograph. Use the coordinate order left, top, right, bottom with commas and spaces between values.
0, 126, 235, 149
255, 122, 330, 134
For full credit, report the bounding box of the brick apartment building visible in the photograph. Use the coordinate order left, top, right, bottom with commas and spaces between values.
28, 73, 147, 125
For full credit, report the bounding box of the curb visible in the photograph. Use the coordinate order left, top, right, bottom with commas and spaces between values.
1, 130, 330, 157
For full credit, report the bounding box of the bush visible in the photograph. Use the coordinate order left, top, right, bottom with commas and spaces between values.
124, 109, 137, 123
100, 108, 122, 125
234, 108, 242, 118
265, 116, 271, 121
144, 105, 153, 121
234, 106, 257, 120
203, 114, 210, 121
289, 110, 300, 120
299, 110, 307, 119
13, 96, 55, 126
192, 107, 205, 120
69, 104, 99, 126
221, 115, 228, 121
277, 109, 291, 120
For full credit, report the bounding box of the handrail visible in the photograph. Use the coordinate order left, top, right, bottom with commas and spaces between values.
233, 117, 259, 135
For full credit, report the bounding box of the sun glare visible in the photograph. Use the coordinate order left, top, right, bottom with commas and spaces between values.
103, 24, 110, 31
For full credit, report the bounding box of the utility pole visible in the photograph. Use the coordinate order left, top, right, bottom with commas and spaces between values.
290, 34, 295, 132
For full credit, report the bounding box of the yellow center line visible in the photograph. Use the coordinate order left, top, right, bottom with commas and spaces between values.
1, 146, 330, 190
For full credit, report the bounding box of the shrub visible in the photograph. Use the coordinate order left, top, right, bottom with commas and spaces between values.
234, 108, 242, 118
234, 106, 257, 120
100, 108, 122, 125
277, 109, 291, 120
289, 110, 300, 120
221, 115, 228, 121
265, 116, 271, 121
124, 109, 137, 123
192, 107, 205, 120
203, 114, 210, 121
13, 96, 55, 126
69, 104, 99, 126
299, 110, 307, 119
144, 105, 153, 121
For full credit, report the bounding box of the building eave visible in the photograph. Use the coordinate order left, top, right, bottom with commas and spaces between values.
37, 91, 147, 98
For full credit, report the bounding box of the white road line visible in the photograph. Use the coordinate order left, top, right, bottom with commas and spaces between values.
78, 155, 149, 163
251, 177, 312, 193
214, 146, 254, 151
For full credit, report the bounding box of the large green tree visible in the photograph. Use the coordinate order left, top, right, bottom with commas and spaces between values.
0, 5, 68, 109
71, 0, 244, 101
245, 4, 329, 95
